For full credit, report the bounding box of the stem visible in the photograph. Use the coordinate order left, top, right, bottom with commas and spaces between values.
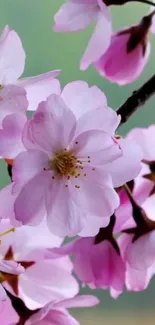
117, 74, 155, 126
137, 0, 155, 6
105, 0, 155, 6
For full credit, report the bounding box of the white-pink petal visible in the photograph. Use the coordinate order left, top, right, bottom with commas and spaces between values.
62, 81, 107, 119
80, 9, 112, 70
18, 72, 61, 111
0, 26, 25, 84
53, 1, 99, 32
103, 138, 143, 187
0, 113, 26, 159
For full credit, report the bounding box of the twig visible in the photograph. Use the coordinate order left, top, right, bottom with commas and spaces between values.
117, 74, 155, 126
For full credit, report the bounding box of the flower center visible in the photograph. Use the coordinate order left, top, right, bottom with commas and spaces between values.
50, 150, 77, 177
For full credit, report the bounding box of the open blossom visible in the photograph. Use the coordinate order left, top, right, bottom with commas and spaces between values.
53, 0, 112, 70
3, 85, 143, 238
0, 219, 78, 310
95, 13, 153, 85
47, 234, 125, 299
26, 295, 99, 325
115, 125, 155, 232
0, 25, 61, 111
114, 125, 155, 291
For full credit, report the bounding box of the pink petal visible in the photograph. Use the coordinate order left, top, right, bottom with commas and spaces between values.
19, 259, 79, 310
18, 71, 61, 111
23, 94, 76, 154
0, 260, 24, 275
80, 10, 112, 70
46, 179, 83, 237
128, 125, 155, 161
95, 32, 150, 85
78, 214, 109, 237
0, 286, 7, 301
70, 168, 119, 220
0, 184, 15, 220
103, 138, 143, 187
0, 113, 26, 159
76, 106, 120, 136
126, 264, 153, 292
142, 194, 155, 221
0, 26, 25, 84
125, 231, 155, 270
0, 298, 19, 322
12, 150, 49, 192
62, 81, 107, 119
26, 307, 79, 325
72, 130, 122, 165
14, 172, 49, 226
54, 295, 99, 309
0, 85, 28, 127
53, 1, 99, 32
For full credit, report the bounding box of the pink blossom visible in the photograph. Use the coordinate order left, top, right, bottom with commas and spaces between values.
9, 90, 143, 237
47, 236, 125, 299
115, 125, 155, 232
25, 294, 99, 325
0, 25, 61, 111
0, 219, 78, 309
114, 125, 155, 290
53, 0, 112, 70
95, 14, 152, 85
0, 298, 19, 324
11, 93, 124, 237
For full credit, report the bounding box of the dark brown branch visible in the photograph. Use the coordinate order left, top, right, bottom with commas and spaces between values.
117, 74, 155, 126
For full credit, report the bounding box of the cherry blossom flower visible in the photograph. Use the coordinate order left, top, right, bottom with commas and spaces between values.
53, 0, 112, 70
11, 94, 122, 237
7, 90, 143, 237
46, 215, 125, 298
114, 125, 155, 289
95, 13, 153, 85
115, 125, 155, 232
0, 219, 78, 310
47, 236, 125, 299
25, 295, 99, 325
0, 25, 61, 111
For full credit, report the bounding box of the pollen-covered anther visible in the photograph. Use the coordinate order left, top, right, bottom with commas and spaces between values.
75, 185, 80, 189
50, 149, 77, 177
0, 272, 4, 283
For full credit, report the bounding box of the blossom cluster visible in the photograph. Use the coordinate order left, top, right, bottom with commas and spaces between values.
0, 0, 155, 324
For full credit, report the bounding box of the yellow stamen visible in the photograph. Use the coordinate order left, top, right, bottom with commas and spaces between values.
0, 228, 15, 238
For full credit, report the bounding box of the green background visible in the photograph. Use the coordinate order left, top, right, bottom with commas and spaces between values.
0, 0, 155, 322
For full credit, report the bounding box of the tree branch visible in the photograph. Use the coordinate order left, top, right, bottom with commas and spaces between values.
117, 74, 155, 126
